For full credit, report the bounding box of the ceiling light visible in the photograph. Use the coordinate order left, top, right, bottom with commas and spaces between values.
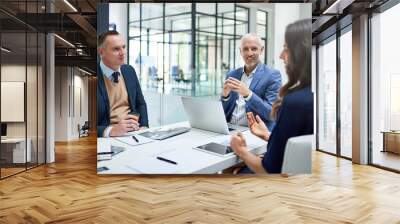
78, 67, 92, 76
1, 47, 11, 53
323, 0, 354, 15
54, 34, 75, 48
63, 0, 78, 12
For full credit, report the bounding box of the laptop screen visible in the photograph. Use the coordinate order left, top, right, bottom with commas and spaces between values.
181, 97, 230, 135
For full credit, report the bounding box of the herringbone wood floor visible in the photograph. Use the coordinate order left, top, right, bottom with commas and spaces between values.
1, 135, 400, 223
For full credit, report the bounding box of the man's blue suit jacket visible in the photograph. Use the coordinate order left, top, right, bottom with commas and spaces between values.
97, 64, 148, 137
221, 63, 281, 130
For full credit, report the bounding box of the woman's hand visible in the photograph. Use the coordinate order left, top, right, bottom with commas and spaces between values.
247, 112, 270, 141
230, 132, 266, 174
230, 132, 248, 157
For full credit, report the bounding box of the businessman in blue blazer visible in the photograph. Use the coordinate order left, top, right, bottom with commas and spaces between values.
97, 30, 148, 137
221, 33, 281, 130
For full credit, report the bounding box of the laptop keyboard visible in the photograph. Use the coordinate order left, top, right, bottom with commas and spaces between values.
139, 127, 191, 140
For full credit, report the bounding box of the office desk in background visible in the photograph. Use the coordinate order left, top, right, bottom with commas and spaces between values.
97, 122, 267, 174
1, 138, 32, 164
382, 131, 400, 154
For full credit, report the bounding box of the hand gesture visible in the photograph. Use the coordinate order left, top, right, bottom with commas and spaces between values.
222, 79, 232, 98
247, 112, 270, 141
225, 77, 250, 97
230, 132, 248, 157
109, 114, 140, 137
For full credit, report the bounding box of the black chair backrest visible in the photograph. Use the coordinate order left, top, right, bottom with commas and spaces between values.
82, 121, 89, 129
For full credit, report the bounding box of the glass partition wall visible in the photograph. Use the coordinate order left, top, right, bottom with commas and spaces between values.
128, 3, 249, 97
317, 35, 337, 155
339, 27, 352, 159
370, 2, 400, 171
0, 1, 46, 179
316, 26, 353, 159
316, 1, 400, 172
257, 10, 268, 64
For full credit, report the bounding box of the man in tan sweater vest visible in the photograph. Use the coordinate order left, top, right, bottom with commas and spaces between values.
97, 30, 148, 137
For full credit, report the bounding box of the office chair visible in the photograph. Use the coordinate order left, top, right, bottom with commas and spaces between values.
179, 68, 192, 89
170, 65, 181, 82
281, 134, 313, 176
149, 66, 162, 86
79, 121, 90, 138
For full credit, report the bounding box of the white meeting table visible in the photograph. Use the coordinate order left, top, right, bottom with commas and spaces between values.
97, 122, 267, 174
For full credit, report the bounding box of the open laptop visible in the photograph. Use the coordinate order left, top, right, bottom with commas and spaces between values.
181, 97, 248, 135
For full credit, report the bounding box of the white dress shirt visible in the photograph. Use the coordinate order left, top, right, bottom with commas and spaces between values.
228, 65, 258, 126
100, 60, 122, 82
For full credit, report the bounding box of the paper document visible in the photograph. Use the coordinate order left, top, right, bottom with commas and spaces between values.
158, 148, 217, 170
97, 145, 125, 161
113, 135, 153, 147
97, 138, 112, 153
127, 156, 179, 174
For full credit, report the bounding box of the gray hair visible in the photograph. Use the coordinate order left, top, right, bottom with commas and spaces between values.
239, 33, 264, 49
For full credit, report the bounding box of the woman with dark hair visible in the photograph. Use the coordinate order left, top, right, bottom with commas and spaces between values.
230, 19, 313, 174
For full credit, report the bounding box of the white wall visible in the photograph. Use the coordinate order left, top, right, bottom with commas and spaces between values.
273, 3, 311, 84
54, 67, 89, 141
46, 3, 56, 164
312, 45, 317, 150
109, 3, 128, 46
1, 65, 26, 139
1, 65, 34, 137
55, 67, 68, 141
1, 64, 46, 163
72, 73, 89, 138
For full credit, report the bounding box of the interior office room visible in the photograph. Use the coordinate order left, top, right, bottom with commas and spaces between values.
106, 2, 310, 127
314, 0, 400, 172
0, 1, 47, 178
0, 0, 97, 180
1, 0, 400, 223
97, 3, 311, 174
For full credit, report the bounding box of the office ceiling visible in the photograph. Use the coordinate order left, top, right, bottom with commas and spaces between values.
0, 0, 98, 73
309, 0, 391, 44
0, 0, 395, 73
